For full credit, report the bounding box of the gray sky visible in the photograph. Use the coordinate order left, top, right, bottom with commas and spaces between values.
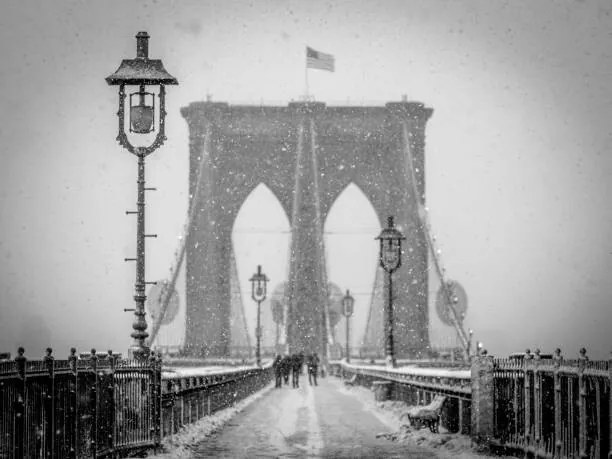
1, 0, 611, 359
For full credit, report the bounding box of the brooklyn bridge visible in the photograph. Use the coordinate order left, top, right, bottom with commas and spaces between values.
0, 21, 611, 459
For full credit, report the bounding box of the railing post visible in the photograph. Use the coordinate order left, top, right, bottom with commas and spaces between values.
103, 349, 116, 457
168, 380, 176, 435
524, 349, 533, 448
471, 351, 495, 445
148, 352, 157, 448
154, 352, 162, 449
44, 348, 55, 459
461, 398, 471, 435
608, 351, 612, 459
578, 348, 588, 459
534, 349, 541, 449
513, 368, 520, 440
14, 347, 26, 459
91, 349, 98, 459
458, 397, 464, 434
68, 348, 78, 459
553, 348, 562, 458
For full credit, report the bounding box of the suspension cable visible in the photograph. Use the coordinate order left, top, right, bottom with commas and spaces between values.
401, 124, 470, 357
147, 126, 211, 347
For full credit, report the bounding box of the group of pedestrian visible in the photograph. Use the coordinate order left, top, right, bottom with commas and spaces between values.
273, 352, 320, 388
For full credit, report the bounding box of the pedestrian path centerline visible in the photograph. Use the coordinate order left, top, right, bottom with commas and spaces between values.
304, 381, 324, 456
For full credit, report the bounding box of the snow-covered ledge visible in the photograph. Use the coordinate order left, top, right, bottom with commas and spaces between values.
330, 360, 472, 397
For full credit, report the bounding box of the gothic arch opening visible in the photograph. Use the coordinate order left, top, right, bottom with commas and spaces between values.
232, 183, 291, 349
323, 182, 380, 350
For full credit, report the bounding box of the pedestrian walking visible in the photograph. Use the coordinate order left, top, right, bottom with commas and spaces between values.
291, 353, 301, 388
308, 352, 320, 386
273, 354, 282, 388
281, 354, 291, 385
298, 351, 305, 374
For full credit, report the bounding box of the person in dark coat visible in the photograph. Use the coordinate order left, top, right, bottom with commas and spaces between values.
273, 355, 282, 388
291, 353, 301, 388
298, 351, 305, 374
308, 353, 320, 386
281, 354, 291, 385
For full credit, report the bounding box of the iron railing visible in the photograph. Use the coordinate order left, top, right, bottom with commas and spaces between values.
492, 352, 610, 458
0, 347, 162, 459
331, 350, 611, 458
0, 349, 274, 458
160, 363, 274, 437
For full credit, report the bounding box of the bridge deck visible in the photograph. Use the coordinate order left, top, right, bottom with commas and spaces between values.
189, 376, 436, 458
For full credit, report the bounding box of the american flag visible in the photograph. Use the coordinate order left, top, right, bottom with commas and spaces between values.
306, 47, 335, 72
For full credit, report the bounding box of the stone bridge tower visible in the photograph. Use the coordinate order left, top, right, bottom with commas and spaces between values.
181, 99, 433, 358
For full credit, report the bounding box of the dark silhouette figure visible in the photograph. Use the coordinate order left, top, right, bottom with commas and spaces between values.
281, 354, 291, 385
273, 355, 282, 388
291, 353, 301, 388
308, 353, 320, 386
298, 351, 305, 374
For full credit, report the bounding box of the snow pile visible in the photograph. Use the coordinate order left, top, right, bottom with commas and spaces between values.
340, 362, 470, 379
162, 365, 254, 379
162, 361, 273, 379
337, 379, 511, 459
148, 383, 274, 458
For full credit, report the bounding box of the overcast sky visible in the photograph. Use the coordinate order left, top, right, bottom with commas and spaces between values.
1, 0, 611, 359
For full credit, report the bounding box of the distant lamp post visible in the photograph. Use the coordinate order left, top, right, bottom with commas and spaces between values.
106, 31, 178, 361
342, 289, 354, 363
250, 265, 269, 367
376, 216, 405, 368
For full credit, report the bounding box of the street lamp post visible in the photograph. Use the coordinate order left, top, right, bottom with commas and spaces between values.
250, 265, 269, 367
375, 216, 405, 368
106, 32, 178, 361
342, 290, 354, 363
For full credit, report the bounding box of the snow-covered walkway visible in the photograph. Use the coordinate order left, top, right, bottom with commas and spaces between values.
150, 374, 510, 458
187, 375, 436, 458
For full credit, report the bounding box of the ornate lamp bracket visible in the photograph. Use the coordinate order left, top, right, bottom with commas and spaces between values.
116, 84, 168, 156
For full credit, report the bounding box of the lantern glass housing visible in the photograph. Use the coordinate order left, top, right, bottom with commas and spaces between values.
129, 88, 155, 134
376, 216, 406, 273
250, 265, 269, 303
342, 290, 354, 317
106, 31, 178, 153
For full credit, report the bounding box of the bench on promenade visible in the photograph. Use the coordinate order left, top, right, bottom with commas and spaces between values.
400, 395, 447, 433
344, 374, 358, 386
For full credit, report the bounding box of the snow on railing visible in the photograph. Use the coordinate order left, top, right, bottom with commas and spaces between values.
332, 360, 471, 397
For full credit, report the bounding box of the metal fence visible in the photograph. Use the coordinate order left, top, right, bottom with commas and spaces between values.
331, 349, 611, 459
161, 364, 273, 437
492, 350, 610, 459
0, 347, 162, 458
0, 347, 275, 458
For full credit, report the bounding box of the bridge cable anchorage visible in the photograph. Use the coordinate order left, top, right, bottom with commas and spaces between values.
123, 308, 136, 312
145, 281, 158, 285
401, 123, 471, 359
145, 234, 158, 238
125, 210, 138, 215
144, 187, 157, 191
124, 258, 137, 262
146, 124, 211, 347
